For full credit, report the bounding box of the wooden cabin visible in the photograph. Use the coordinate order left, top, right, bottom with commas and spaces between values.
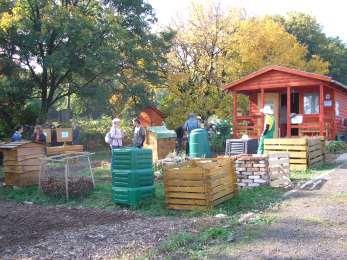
0, 141, 45, 186
139, 106, 165, 127
224, 66, 347, 140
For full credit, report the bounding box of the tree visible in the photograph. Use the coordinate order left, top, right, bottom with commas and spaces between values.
273, 12, 347, 84
161, 4, 329, 128
0, 0, 172, 122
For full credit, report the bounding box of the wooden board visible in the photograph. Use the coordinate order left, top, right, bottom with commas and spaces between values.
265, 138, 307, 145
56, 128, 73, 142
46, 145, 83, 156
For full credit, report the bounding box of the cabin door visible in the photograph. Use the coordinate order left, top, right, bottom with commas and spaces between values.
258, 93, 280, 138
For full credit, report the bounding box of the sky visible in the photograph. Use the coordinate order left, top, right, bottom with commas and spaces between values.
148, 0, 347, 43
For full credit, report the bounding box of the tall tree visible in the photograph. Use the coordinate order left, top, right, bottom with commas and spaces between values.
273, 12, 347, 84
0, 0, 172, 122
161, 4, 329, 128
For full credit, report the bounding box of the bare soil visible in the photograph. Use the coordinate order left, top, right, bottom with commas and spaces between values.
207, 164, 347, 259
0, 200, 217, 259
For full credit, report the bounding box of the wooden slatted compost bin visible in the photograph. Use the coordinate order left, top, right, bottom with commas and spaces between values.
46, 145, 84, 156
164, 158, 237, 210
264, 137, 324, 171
0, 141, 46, 186
144, 126, 176, 161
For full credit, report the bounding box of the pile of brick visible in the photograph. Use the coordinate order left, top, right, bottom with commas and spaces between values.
268, 152, 292, 188
235, 155, 270, 189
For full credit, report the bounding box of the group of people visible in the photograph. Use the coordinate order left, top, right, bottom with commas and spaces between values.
11, 125, 46, 144
104, 118, 146, 149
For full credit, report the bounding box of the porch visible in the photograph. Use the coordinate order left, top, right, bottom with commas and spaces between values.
232, 85, 336, 140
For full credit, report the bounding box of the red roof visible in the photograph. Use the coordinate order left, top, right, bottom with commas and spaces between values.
224, 65, 347, 91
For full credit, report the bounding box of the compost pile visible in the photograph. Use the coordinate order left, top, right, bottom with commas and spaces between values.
41, 176, 94, 198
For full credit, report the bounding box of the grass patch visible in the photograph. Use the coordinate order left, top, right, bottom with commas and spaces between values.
159, 226, 231, 254
0, 180, 284, 218
290, 162, 337, 182
91, 150, 111, 162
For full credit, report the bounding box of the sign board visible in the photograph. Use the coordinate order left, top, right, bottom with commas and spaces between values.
291, 115, 303, 124
56, 128, 73, 142
324, 100, 332, 107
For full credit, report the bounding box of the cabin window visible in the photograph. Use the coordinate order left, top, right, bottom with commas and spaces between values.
336, 101, 340, 116
304, 93, 319, 114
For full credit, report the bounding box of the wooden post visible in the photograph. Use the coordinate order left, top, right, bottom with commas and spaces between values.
260, 88, 264, 136
233, 92, 237, 138
319, 84, 324, 137
287, 86, 291, 137
332, 89, 336, 140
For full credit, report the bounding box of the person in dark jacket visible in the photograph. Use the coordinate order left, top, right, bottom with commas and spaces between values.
132, 118, 146, 148
175, 126, 184, 155
11, 126, 23, 142
32, 125, 46, 144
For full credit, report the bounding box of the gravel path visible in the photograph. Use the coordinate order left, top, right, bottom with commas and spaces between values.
0, 201, 204, 259
211, 164, 347, 259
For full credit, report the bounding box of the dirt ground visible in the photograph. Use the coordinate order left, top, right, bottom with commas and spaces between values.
0, 201, 203, 259
1, 164, 346, 259
207, 164, 347, 259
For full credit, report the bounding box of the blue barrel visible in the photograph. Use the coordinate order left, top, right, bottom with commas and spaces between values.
189, 128, 211, 158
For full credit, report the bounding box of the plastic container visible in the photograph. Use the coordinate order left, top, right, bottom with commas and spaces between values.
112, 186, 155, 206
111, 169, 154, 187
189, 128, 211, 158
111, 147, 152, 170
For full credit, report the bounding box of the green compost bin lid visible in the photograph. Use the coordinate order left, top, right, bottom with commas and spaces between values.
147, 126, 176, 139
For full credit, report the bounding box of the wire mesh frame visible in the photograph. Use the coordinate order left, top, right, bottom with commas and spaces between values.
39, 152, 95, 201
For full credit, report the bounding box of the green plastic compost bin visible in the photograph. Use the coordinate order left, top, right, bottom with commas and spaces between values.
189, 128, 211, 158
111, 147, 154, 206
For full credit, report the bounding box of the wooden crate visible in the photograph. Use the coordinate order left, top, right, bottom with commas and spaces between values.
163, 158, 237, 210
307, 137, 325, 167
46, 145, 83, 156
56, 128, 73, 142
144, 131, 176, 161
264, 138, 308, 171
0, 141, 46, 187
264, 137, 325, 171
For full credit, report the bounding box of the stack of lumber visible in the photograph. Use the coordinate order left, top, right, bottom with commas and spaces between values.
163, 158, 236, 211
264, 137, 325, 171
0, 141, 45, 186
46, 145, 83, 156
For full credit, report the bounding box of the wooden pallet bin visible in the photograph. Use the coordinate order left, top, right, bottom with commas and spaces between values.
264, 138, 308, 171
144, 130, 176, 161
264, 137, 325, 171
0, 141, 46, 186
163, 158, 237, 210
46, 145, 84, 156
307, 137, 325, 167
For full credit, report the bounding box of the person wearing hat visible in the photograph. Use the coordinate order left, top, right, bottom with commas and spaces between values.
257, 105, 275, 154
105, 118, 123, 149
183, 112, 201, 154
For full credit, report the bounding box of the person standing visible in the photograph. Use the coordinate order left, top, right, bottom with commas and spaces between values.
132, 118, 146, 148
257, 105, 275, 154
183, 113, 200, 154
72, 123, 81, 145
32, 125, 46, 144
105, 118, 123, 149
175, 125, 184, 155
11, 126, 23, 142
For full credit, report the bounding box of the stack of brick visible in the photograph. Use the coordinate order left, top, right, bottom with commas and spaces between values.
235, 155, 270, 189
268, 153, 292, 188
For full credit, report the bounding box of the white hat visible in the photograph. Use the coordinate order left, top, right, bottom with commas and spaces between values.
260, 105, 274, 115
112, 118, 121, 124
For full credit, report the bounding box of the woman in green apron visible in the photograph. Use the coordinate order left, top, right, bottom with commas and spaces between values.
257, 105, 275, 154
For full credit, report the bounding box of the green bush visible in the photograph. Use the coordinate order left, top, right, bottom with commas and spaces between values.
326, 141, 347, 153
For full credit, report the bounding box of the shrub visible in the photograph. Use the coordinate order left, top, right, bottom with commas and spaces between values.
326, 141, 347, 153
